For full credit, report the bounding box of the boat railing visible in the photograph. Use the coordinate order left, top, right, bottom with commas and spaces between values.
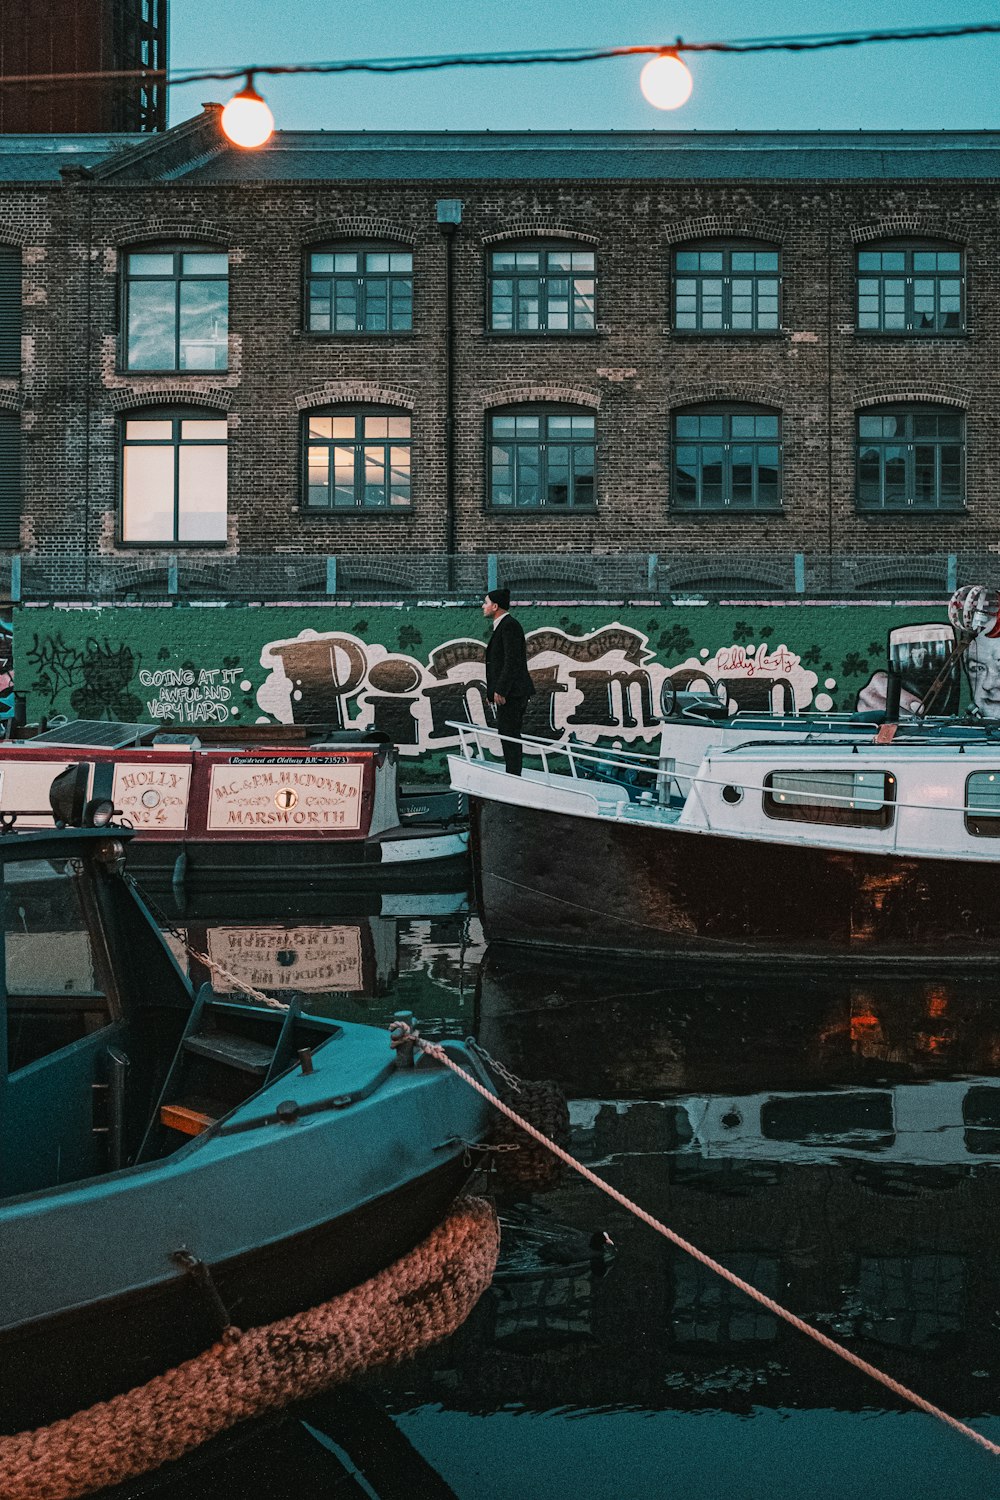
448, 721, 685, 803
449, 721, 1000, 841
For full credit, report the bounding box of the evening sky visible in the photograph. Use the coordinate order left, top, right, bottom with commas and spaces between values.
167, 1, 1000, 133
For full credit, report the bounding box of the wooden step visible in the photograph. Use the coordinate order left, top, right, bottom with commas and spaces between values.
184, 1031, 275, 1075
160, 1100, 218, 1136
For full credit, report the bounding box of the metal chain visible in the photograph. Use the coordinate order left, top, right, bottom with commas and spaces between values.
125, 873, 289, 1011
466, 1038, 522, 1093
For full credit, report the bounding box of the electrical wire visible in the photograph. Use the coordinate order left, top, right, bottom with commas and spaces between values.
1, 21, 1000, 92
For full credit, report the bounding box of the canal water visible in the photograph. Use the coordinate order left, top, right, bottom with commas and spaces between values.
114, 882, 1000, 1500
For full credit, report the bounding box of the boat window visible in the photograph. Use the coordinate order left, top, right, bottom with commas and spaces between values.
763, 769, 895, 829
962, 1084, 1000, 1154
856, 1256, 964, 1350
761, 1092, 894, 1150
3, 858, 111, 1071
964, 772, 1000, 837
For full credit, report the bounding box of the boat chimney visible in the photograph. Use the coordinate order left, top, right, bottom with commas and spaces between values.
884, 666, 902, 722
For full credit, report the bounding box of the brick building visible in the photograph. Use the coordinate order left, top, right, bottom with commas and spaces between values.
0, 0, 166, 135
0, 108, 998, 601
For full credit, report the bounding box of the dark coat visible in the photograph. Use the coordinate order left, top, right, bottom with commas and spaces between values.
485, 613, 536, 701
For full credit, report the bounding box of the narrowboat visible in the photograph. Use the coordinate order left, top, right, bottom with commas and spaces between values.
449, 722, 1000, 967
0, 720, 468, 888
0, 773, 495, 1434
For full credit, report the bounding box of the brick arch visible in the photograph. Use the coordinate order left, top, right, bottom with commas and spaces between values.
663, 215, 787, 247
294, 382, 415, 411
851, 217, 968, 246
0, 390, 22, 415
853, 387, 970, 410
480, 384, 601, 413
301, 218, 415, 248
481, 223, 600, 247
0, 223, 30, 250
669, 383, 784, 410
107, 387, 233, 413
111, 220, 231, 250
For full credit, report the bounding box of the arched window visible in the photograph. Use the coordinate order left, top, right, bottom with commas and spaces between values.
488, 406, 596, 510
305, 244, 412, 333
122, 245, 228, 372
672, 405, 782, 512
121, 408, 228, 543
672, 242, 781, 333
856, 405, 965, 511
303, 407, 411, 509
488, 244, 596, 333
856, 241, 964, 334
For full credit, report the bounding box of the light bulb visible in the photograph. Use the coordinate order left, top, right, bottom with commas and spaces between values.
639, 52, 693, 111
221, 83, 274, 148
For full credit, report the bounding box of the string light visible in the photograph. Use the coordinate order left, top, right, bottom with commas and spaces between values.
221, 77, 275, 147
639, 52, 694, 111
0, 20, 998, 141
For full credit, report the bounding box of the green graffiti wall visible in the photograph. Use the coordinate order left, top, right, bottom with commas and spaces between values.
15, 600, 958, 762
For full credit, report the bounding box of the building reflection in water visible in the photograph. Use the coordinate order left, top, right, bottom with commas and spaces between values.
126, 892, 1000, 1491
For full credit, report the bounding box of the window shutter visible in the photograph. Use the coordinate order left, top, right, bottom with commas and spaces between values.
0, 412, 22, 547
0, 247, 22, 375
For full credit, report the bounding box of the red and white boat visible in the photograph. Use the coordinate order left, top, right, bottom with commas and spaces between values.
0, 720, 467, 889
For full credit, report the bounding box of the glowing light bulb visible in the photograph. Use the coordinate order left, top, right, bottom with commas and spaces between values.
221, 82, 274, 148
639, 52, 693, 111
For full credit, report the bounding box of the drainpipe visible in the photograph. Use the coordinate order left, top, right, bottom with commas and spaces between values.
436, 199, 462, 594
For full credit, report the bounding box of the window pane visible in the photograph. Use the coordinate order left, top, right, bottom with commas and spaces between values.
366, 253, 390, 273
515, 445, 540, 507
491, 443, 513, 505
123, 444, 174, 541
334, 282, 358, 331
125, 419, 172, 440
363, 446, 387, 506
386, 416, 411, 438
334, 253, 358, 272
331, 416, 356, 439
308, 416, 333, 439
333, 446, 355, 506
491, 416, 516, 437
546, 445, 570, 505
181, 252, 227, 276
308, 284, 331, 331
307, 446, 329, 505
178, 444, 227, 542
364, 416, 389, 439
310, 253, 335, 273
127, 280, 176, 370
178, 420, 225, 441
178, 281, 228, 370
389, 445, 410, 506
128, 252, 174, 276
389, 253, 412, 272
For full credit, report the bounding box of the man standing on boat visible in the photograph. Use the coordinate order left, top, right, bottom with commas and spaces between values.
483, 587, 535, 775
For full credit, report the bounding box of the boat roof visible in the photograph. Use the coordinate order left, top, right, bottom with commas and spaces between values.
708, 737, 1000, 762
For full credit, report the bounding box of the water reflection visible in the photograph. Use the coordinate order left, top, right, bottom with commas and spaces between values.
113, 898, 1000, 1496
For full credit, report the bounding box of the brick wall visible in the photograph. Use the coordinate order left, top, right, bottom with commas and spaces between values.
1, 169, 999, 591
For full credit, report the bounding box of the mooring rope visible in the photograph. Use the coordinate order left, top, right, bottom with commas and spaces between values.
0, 1197, 499, 1500
390, 1022, 1000, 1461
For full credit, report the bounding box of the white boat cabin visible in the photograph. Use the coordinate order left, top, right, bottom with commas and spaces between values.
448, 724, 1000, 863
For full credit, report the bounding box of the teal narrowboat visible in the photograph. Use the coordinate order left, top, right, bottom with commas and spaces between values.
0, 792, 494, 1435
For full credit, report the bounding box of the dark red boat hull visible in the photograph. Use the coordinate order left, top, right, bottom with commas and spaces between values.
471, 798, 1000, 968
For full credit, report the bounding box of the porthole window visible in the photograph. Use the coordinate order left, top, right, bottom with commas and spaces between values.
721, 784, 743, 805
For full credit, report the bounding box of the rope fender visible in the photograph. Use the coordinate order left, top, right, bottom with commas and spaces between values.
0, 1196, 499, 1500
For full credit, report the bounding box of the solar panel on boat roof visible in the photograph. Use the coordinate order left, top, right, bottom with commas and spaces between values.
29, 720, 149, 749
